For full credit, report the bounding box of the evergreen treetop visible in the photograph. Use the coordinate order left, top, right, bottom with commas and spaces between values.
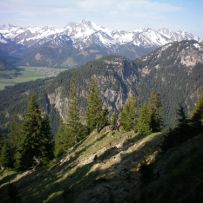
54, 76, 88, 157
137, 91, 163, 134
137, 102, 152, 134
148, 91, 163, 132
16, 94, 53, 170
120, 96, 138, 131
86, 80, 108, 132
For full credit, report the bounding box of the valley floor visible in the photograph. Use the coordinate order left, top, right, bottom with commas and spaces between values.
0, 67, 67, 90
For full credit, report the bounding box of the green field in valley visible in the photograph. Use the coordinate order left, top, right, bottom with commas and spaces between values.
0, 66, 67, 90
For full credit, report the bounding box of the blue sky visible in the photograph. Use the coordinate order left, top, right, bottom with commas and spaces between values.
0, 0, 202, 36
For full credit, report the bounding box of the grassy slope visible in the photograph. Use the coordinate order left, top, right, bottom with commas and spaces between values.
0, 129, 162, 203
135, 133, 203, 203
0, 129, 202, 203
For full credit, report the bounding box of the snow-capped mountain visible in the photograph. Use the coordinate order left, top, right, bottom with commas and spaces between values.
0, 20, 201, 67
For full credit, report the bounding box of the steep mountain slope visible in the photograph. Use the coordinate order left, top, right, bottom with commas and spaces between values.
135, 40, 203, 123
0, 40, 202, 129
0, 128, 202, 203
134, 132, 203, 203
0, 129, 163, 203
0, 21, 201, 67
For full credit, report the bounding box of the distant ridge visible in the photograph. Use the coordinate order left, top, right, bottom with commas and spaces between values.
0, 20, 202, 67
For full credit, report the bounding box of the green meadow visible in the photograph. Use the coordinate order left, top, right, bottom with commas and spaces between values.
0, 66, 67, 90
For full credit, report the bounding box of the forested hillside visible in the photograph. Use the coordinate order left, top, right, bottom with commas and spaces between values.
0, 39, 203, 203
0, 90, 202, 203
0, 40, 202, 132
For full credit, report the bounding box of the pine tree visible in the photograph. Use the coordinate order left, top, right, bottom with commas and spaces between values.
176, 105, 191, 141
8, 114, 21, 166
54, 77, 88, 157
148, 91, 163, 132
16, 95, 42, 169
137, 103, 152, 134
96, 108, 109, 132
176, 105, 188, 127
120, 96, 138, 131
54, 122, 67, 157
66, 77, 82, 142
8, 114, 20, 149
190, 92, 203, 132
137, 91, 163, 134
162, 105, 191, 151
86, 80, 108, 132
0, 142, 11, 168
16, 95, 52, 170
40, 114, 53, 162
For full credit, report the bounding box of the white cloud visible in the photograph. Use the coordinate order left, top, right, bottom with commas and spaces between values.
0, 0, 182, 15
3, 0, 202, 36
75, 0, 182, 12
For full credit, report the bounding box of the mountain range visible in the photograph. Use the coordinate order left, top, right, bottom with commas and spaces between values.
0, 20, 202, 68
0, 40, 202, 130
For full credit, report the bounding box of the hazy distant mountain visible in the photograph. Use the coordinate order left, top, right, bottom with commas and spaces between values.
0, 20, 201, 67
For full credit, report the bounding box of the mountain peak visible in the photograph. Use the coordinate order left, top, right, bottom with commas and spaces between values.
81, 19, 94, 27
0, 21, 202, 67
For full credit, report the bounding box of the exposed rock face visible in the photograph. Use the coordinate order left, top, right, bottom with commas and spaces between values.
48, 87, 69, 121
46, 57, 138, 121
179, 44, 203, 68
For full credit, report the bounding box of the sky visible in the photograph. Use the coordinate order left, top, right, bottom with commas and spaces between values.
0, 0, 203, 36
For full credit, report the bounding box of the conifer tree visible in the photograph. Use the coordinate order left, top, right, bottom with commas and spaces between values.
54, 77, 88, 157
96, 108, 109, 132
176, 105, 188, 127
54, 121, 75, 157
0, 142, 11, 168
16, 95, 42, 169
16, 95, 52, 170
175, 105, 191, 141
137, 103, 152, 134
86, 80, 108, 132
137, 91, 163, 134
162, 105, 191, 151
40, 114, 53, 162
8, 114, 21, 166
148, 91, 163, 132
120, 96, 138, 131
190, 92, 203, 132
66, 77, 82, 142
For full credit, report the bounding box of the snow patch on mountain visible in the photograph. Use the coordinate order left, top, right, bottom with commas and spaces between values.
0, 20, 202, 54
0, 34, 8, 44
193, 43, 201, 50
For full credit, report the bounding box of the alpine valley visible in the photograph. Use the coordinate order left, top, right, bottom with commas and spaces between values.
0, 18, 203, 203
